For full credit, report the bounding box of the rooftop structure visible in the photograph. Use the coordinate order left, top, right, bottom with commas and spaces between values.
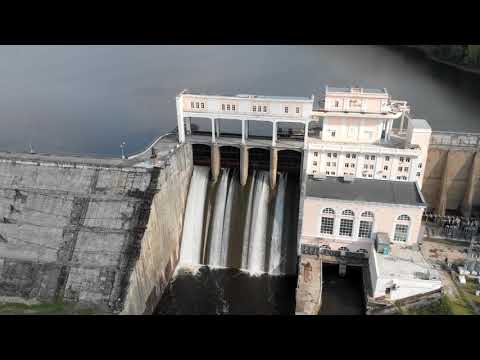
306, 176, 425, 207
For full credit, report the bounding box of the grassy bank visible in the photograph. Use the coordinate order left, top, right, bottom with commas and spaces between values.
395, 294, 475, 315
0, 301, 100, 315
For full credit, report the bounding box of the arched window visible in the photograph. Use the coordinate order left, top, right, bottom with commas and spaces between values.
394, 214, 411, 242
361, 211, 374, 218
359, 211, 374, 239
320, 208, 335, 235
342, 209, 355, 217
339, 209, 355, 237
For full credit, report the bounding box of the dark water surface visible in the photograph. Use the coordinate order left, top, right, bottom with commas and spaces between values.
155, 267, 297, 315
1, 45, 480, 156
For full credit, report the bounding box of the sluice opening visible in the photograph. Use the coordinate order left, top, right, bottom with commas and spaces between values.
319, 263, 366, 315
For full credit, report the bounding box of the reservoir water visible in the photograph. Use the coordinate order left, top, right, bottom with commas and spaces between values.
1, 46, 480, 156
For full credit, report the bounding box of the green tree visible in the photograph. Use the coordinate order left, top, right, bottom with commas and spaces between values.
466, 45, 480, 65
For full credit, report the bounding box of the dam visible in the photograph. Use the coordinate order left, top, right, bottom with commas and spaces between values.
1, 85, 477, 315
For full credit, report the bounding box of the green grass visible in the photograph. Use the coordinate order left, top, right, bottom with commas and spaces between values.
397, 294, 475, 315
0, 301, 99, 315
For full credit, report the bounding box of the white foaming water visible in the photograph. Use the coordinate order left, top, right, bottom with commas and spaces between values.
269, 173, 287, 275
178, 166, 297, 276
208, 168, 230, 267
241, 170, 256, 270
247, 171, 270, 275
179, 166, 210, 265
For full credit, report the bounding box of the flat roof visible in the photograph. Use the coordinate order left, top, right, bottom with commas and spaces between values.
306, 177, 425, 207
410, 119, 431, 131
182, 91, 312, 102
326, 86, 388, 96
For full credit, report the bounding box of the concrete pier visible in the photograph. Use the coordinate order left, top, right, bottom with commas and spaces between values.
295, 254, 322, 315
270, 148, 278, 189
462, 151, 480, 217
211, 144, 220, 182
240, 145, 249, 186
339, 264, 347, 277
436, 150, 453, 216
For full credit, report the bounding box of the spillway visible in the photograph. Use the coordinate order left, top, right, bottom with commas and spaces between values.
179, 165, 299, 275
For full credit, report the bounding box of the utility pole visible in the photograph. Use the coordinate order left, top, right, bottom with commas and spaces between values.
120, 142, 126, 159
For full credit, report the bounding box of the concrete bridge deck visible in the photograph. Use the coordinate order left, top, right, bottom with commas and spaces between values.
186, 134, 304, 150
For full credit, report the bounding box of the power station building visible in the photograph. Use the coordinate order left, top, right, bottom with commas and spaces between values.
175, 86, 442, 314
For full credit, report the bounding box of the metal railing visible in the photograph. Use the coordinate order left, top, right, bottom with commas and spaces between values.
430, 131, 480, 147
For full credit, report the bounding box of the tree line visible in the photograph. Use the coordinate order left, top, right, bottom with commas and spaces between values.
413, 45, 480, 67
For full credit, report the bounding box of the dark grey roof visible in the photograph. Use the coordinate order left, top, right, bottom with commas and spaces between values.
306, 177, 425, 207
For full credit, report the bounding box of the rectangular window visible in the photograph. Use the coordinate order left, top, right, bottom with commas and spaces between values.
232, 105, 236, 111
358, 221, 373, 239
365, 155, 369, 160
351, 164, 355, 168
327, 153, 331, 158
384, 166, 389, 171
398, 167, 402, 171
369, 165, 374, 169
332, 162, 336, 167
201, 103, 205, 109
253, 106, 257, 112
397, 176, 401, 180
296, 107, 300, 114
339, 219, 354, 237
382, 175, 387, 179
385, 156, 390, 161
352, 154, 356, 159
404, 167, 409, 172
314, 152, 318, 157
326, 162, 331, 166
417, 172, 421, 177
371, 155, 375, 160
191, 102, 195, 108
345, 163, 349, 168
263, 106, 267, 112
346, 153, 351, 158
400, 157, 404, 162
368, 174, 373, 178
226, 104, 230, 111
313, 161, 317, 166
326, 171, 330, 175
321, 217, 334, 235
284, 106, 289, 113
333, 153, 337, 158
196, 102, 200, 108
313, 170, 317, 174
394, 224, 409, 242
331, 171, 336, 175
222, 104, 225, 111
406, 157, 410, 162
331, 131, 336, 137
402, 176, 407, 180
364, 164, 368, 169
418, 163, 422, 168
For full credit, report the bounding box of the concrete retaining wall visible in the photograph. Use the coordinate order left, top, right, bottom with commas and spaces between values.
0, 143, 193, 314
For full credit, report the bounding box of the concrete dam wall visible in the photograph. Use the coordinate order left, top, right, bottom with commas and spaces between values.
422, 146, 480, 216
0, 141, 193, 314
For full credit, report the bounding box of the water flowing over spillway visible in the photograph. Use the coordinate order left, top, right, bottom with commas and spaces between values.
179, 166, 299, 275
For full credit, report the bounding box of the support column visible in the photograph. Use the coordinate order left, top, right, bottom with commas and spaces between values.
295, 254, 322, 315
245, 120, 249, 141
272, 121, 277, 147
211, 144, 220, 182
304, 120, 309, 149
339, 264, 347, 277
241, 120, 246, 145
211, 118, 216, 144
215, 118, 221, 139
240, 145, 249, 186
185, 117, 192, 135
270, 148, 278, 189
462, 151, 480, 217
437, 150, 453, 216
399, 111, 405, 133
176, 95, 185, 143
